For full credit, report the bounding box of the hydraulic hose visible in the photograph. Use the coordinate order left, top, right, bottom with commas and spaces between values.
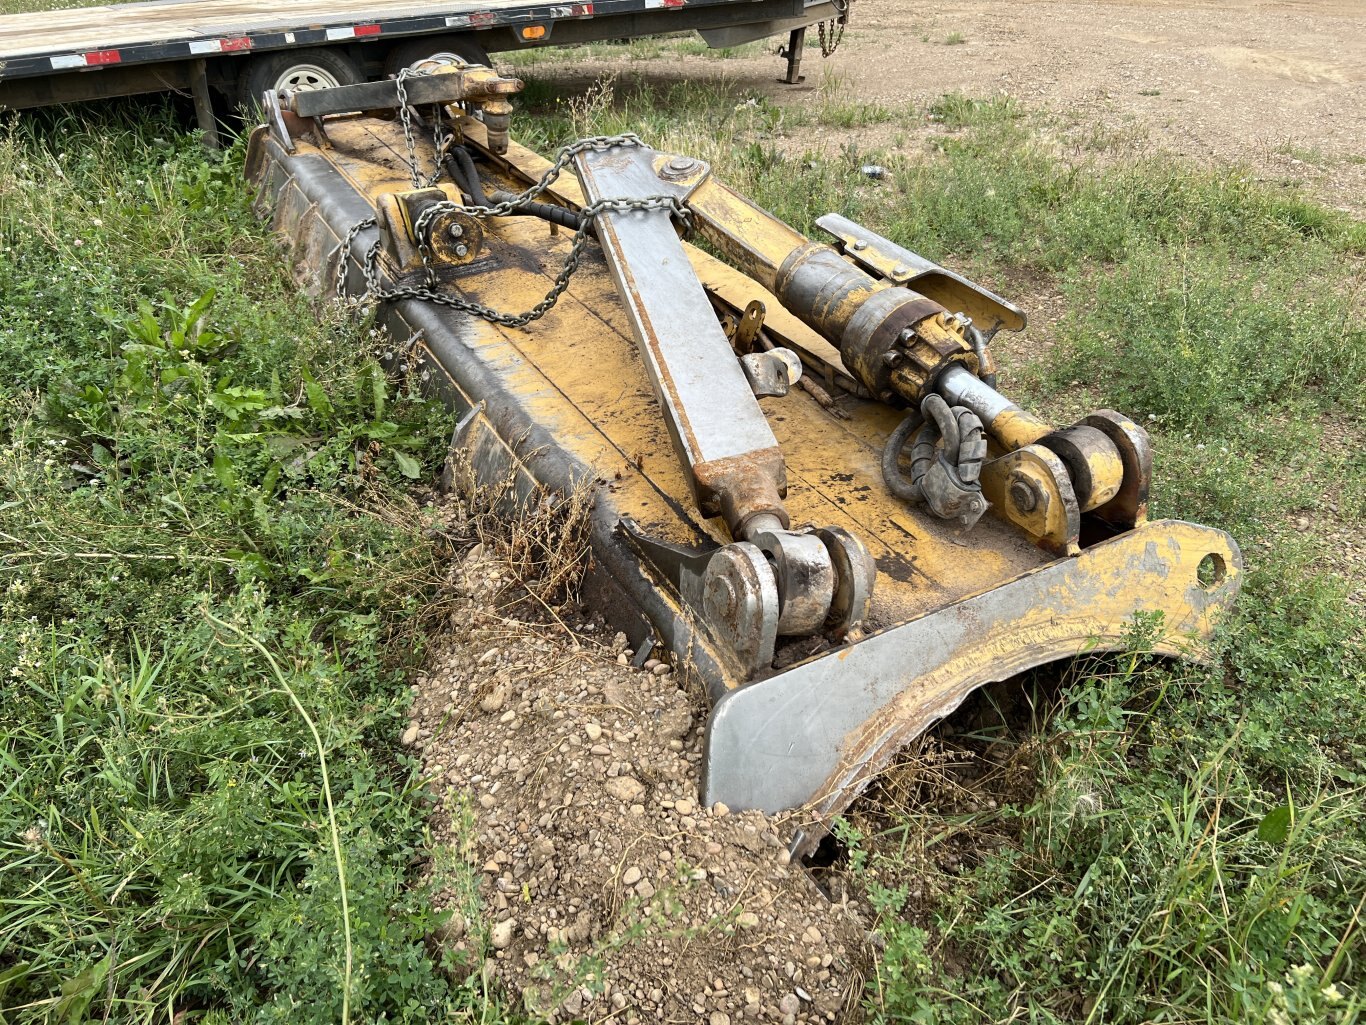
446, 146, 585, 230
882, 393, 988, 527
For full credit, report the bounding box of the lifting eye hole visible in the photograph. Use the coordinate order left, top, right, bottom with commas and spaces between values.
1197, 553, 1226, 591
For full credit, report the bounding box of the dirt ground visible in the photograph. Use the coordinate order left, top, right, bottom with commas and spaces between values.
412, 542, 871, 1024
412, 4, 1365, 1019
559, 0, 1366, 215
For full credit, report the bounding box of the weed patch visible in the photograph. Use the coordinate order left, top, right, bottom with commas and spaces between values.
0, 105, 482, 1023
510, 75, 1366, 1022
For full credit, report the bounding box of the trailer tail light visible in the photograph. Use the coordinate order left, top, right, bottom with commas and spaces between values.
520, 25, 547, 40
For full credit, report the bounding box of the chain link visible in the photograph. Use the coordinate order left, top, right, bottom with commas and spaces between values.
330, 129, 693, 328
394, 67, 452, 189
818, 0, 852, 58
331, 64, 688, 326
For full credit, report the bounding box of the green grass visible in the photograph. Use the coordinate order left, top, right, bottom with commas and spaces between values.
0, 0, 96, 12
496, 33, 763, 71
1, 64, 1362, 1025
0, 105, 508, 1023
512, 77, 1366, 1023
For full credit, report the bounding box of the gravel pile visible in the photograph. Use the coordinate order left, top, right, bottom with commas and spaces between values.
406, 542, 869, 1022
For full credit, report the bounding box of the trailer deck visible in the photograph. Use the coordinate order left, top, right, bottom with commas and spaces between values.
0, 0, 837, 144
0, 0, 763, 79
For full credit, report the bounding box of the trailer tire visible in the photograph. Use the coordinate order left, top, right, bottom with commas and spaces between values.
382, 34, 491, 75
239, 48, 364, 108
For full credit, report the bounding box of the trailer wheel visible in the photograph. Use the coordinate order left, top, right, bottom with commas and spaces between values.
240, 48, 364, 107
382, 34, 491, 75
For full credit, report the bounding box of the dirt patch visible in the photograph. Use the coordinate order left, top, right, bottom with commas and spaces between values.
408, 541, 871, 1023
515, 0, 1366, 216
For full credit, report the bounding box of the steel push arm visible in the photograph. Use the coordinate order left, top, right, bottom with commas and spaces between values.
575, 142, 1150, 560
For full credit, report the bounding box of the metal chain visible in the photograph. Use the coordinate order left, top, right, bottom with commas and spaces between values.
333, 70, 681, 327
394, 69, 424, 189
331, 174, 693, 328
425, 133, 645, 220
394, 67, 450, 189
335, 216, 378, 299
818, 0, 851, 58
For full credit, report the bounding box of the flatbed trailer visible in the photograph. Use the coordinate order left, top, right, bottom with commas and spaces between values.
0, 0, 837, 143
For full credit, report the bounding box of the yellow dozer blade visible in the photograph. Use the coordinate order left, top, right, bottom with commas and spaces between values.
245, 62, 1240, 856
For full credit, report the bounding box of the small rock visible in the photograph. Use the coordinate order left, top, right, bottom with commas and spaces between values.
635, 880, 656, 899
674, 798, 695, 816
529, 837, 555, 865
712, 802, 730, 817
400, 721, 420, 746
652, 663, 672, 676
490, 919, 516, 950
480, 685, 508, 714
710, 1013, 731, 1025
779, 994, 801, 1016
585, 722, 603, 742
562, 989, 584, 1016
434, 911, 466, 943
622, 866, 643, 886
605, 776, 645, 802
736, 912, 760, 930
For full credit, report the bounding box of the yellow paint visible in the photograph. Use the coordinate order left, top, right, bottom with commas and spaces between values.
980, 444, 1081, 555
806, 517, 1241, 823
1077, 443, 1126, 511
247, 115, 1237, 703
991, 407, 1052, 450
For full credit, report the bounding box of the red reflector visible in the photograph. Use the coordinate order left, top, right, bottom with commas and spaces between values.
355, 23, 382, 36
85, 49, 122, 65
220, 36, 252, 51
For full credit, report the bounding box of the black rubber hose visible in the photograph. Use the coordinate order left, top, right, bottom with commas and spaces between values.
488, 190, 585, 230
446, 145, 490, 206
909, 394, 958, 493
883, 393, 987, 510
881, 408, 925, 503
447, 146, 585, 230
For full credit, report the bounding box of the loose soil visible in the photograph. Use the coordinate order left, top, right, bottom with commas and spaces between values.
539, 0, 1366, 216
414, 3, 1364, 1018
410, 542, 870, 1023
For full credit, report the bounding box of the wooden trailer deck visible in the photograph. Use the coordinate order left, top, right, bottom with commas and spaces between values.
0, 0, 770, 77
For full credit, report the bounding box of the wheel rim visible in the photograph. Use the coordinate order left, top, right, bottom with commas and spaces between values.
273, 63, 343, 92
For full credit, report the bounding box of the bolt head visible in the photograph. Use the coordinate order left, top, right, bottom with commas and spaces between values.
448, 223, 464, 239
454, 244, 469, 258
1009, 478, 1037, 512
851, 239, 868, 251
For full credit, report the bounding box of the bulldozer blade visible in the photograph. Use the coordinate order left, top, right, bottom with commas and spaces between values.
244, 113, 1243, 855
705, 518, 1239, 858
